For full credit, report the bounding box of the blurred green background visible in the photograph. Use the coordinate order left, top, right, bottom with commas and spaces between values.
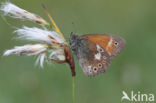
0, 0, 156, 103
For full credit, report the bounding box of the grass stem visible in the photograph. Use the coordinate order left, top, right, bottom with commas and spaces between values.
72, 76, 76, 103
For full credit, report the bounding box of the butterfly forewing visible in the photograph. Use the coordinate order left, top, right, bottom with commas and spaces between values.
83, 34, 126, 59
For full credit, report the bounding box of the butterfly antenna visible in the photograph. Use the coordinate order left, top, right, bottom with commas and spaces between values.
41, 4, 65, 39
72, 21, 77, 34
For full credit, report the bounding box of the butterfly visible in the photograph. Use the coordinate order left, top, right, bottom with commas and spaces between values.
42, 6, 125, 77
70, 32, 126, 76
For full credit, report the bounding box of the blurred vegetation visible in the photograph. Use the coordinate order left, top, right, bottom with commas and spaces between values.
0, 0, 156, 103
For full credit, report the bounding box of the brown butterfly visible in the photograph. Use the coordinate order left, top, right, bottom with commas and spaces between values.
70, 32, 126, 76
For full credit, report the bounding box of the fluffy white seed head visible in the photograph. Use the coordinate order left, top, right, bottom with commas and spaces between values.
0, 2, 49, 25
1, 2, 67, 68
3, 44, 66, 68
35, 48, 65, 68
15, 26, 65, 44
35, 53, 46, 68
49, 49, 65, 61
3, 44, 47, 56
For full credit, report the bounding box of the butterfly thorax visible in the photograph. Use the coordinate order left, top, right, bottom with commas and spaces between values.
70, 33, 91, 60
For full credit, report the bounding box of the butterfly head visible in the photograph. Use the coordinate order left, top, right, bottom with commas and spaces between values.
69, 32, 80, 52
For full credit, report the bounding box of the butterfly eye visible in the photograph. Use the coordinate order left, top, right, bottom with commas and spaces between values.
114, 42, 118, 46
69, 41, 71, 45
98, 63, 102, 68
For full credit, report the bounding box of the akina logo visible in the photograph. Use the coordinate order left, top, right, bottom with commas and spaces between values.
121, 91, 154, 102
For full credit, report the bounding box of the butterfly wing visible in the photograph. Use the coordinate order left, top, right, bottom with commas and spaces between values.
70, 33, 125, 76
70, 34, 111, 76
83, 34, 126, 59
